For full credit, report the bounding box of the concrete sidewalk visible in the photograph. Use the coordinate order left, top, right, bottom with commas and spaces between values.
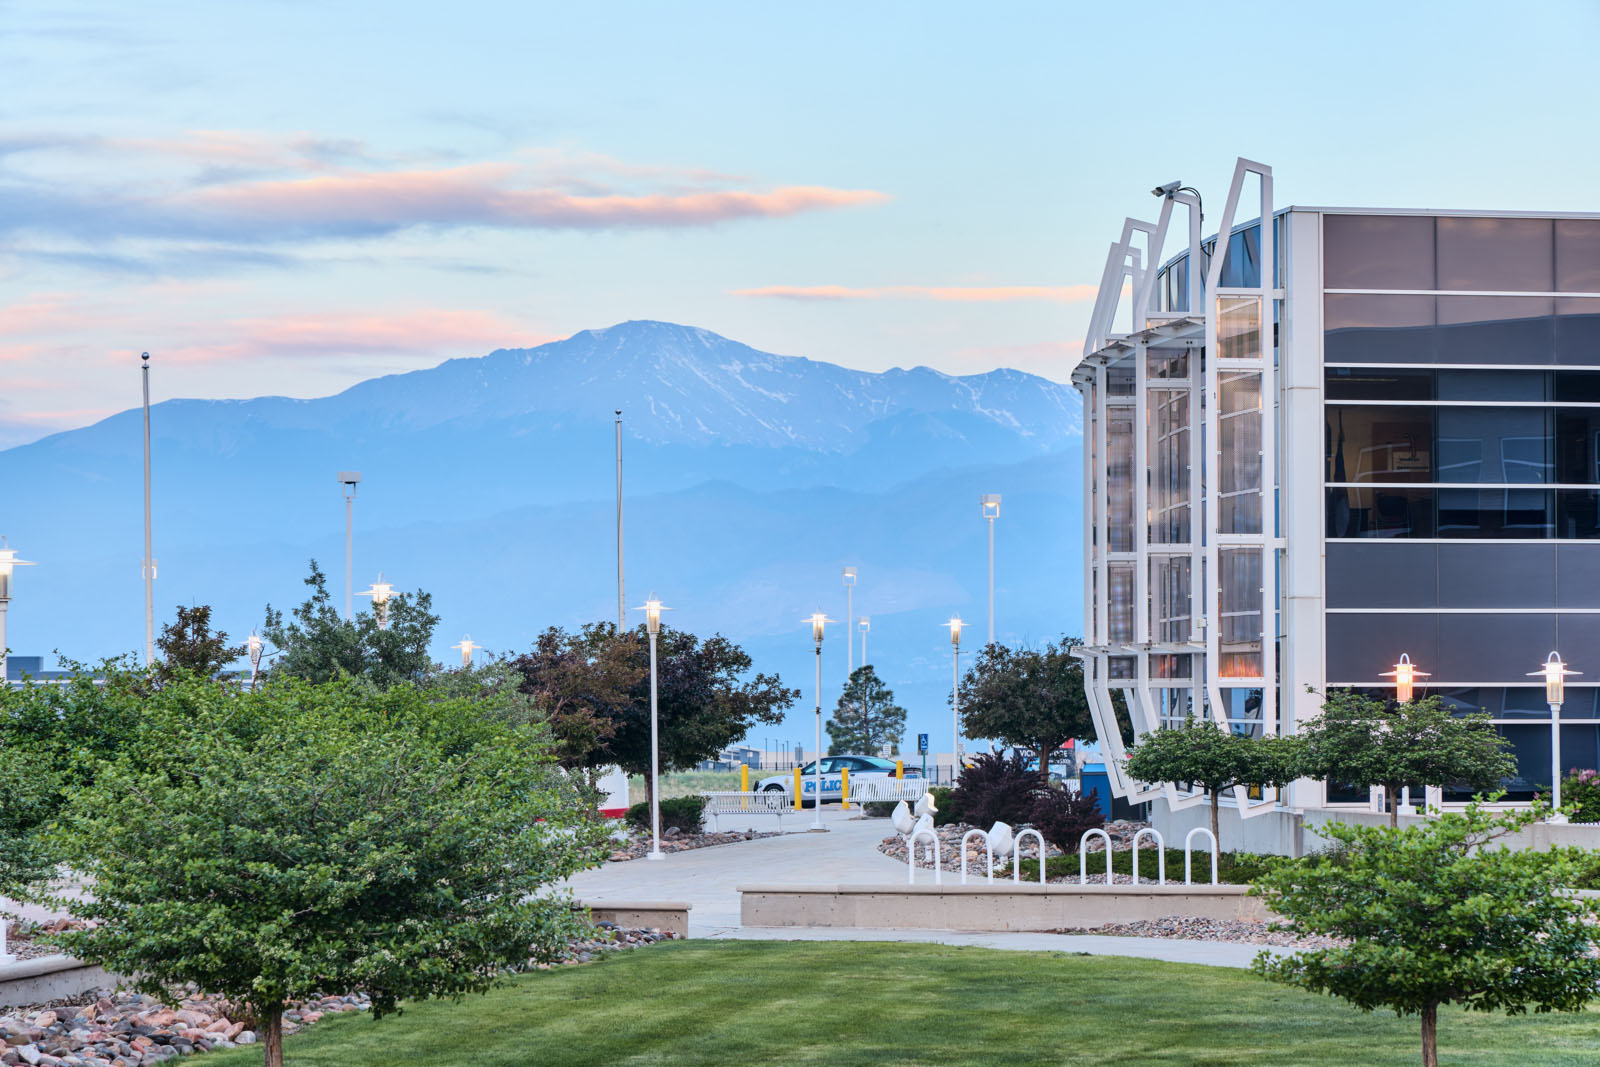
565, 807, 1280, 969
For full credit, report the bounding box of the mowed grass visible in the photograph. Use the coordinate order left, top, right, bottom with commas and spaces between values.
207, 940, 1600, 1066
628, 770, 744, 805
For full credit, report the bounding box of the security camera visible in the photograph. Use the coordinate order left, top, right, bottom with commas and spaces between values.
1151, 181, 1182, 198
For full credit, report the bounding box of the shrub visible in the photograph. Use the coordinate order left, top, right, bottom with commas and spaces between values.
1029, 787, 1103, 854
950, 752, 1039, 828
928, 787, 962, 827
861, 801, 895, 817
626, 794, 706, 835
1562, 768, 1600, 823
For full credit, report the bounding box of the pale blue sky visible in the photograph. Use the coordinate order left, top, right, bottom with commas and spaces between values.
4, 0, 1600, 445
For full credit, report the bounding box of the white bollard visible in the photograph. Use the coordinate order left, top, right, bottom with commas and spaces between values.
959, 829, 993, 885
908, 828, 943, 885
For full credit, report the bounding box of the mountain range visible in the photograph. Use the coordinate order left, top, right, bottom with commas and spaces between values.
1, 320, 1083, 753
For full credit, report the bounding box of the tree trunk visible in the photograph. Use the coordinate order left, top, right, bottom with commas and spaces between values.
643, 765, 655, 813
1421, 999, 1438, 1067
1210, 792, 1221, 851
262, 1006, 284, 1067
1387, 784, 1400, 829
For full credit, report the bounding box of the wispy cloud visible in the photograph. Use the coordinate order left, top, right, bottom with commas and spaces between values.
730, 284, 1098, 303
160, 309, 550, 362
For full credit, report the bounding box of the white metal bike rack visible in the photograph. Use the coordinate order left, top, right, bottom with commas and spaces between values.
908, 827, 942, 885
959, 829, 994, 885
1078, 827, 1113, 886
1130, 827, 1166, 885
1011, 828, 1046, 885
1183, 826, 1219, 885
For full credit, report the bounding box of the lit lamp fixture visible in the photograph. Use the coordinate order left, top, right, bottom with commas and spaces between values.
357, 572, 396, 629
805, 612, 835, 831
637, 596, 670, 859
1529, 651, 1580, 823
0, 537, 37, 687
1381, 653, 1429, 704
246, 631, 264, 691
451, 635, 481, 667
945, 615, 965, 781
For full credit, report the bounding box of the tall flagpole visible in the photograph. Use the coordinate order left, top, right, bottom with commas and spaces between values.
615, 410, 625, 631
141, 353, 156, 666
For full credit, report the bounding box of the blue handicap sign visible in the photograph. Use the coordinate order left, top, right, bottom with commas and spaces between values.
917, 733, 929, 754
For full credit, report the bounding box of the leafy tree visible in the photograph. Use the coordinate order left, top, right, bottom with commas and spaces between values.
511, 622, 796, 808
1297, 691, 1516, 827
1251, 802, 1600, 1067
957, 638, 1096, 788
37, 674, 608, 1067
262, 560, 439, 689
155, 603, 246, 684
1124, 720, 1301, 848
826, 666, 907, 755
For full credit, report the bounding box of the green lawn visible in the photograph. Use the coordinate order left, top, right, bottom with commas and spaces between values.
628, 770, 745, 805
208, 941, 1600, 1066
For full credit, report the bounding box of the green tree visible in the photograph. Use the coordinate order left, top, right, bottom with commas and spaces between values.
957, 638, 1097, 788
261, 560, 439, 689
1124, 720, 1301, 848
38, 673, 607, 1067
1251, 802, 1600, 1067
155, 603, 245, 684
826, 665, 907, 755
1297, 691, 1517, 827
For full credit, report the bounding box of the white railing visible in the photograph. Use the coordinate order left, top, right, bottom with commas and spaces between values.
852, 777, 929, 804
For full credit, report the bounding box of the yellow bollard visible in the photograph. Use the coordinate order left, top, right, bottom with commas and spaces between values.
895, 759, 903, 780
793, 766, 802, 810
740, 763, 749, 810
841, 768, 851, 810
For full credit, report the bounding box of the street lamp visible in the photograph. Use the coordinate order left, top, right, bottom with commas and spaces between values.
843, 567, 857, 686
357, 572, 395, 629
859, 616, 870, 670
1530, 651, 1580, 823
0, 538, 37, 686
246, 631, 264, 691
1381, 653, 1429, 704
337, 471, 361, 620
981, 495, 1000, 646
945, 615, 965, 783
638, 596, 670, 860
806, 611, 834, 831
451, 635, 481, 667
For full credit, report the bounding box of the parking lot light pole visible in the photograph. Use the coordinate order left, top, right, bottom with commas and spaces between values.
246, 631, 264, 691
945, 615, 964, 784
0, 538, 36, 687
357, 573, 396, 629
1531, 651, 1579, 823
640, 597, 670, 860
981, 495, 1000, 646
807, 612, 833, 831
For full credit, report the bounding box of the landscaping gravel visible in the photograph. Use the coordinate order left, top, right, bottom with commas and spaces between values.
0, 925, 677, 1064
606, 826, 779, 861
1051, 915, 1346, 950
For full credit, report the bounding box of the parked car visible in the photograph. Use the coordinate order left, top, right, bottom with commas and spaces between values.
755, 754, 920, 806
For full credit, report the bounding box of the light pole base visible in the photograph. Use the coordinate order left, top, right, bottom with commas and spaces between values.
806, 826, 829, 833
645, 850, 666, 861
1548, 813, 1570, 825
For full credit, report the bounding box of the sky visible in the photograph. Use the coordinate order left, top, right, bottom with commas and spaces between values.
4, 0, 1600, 448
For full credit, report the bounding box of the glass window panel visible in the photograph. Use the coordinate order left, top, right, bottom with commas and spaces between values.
1436, 217, 1553, 291
1555, 411, 1600, 485
1435, 407, 1551, 484
1561, 724, 1600, 778
1436, 543, 1555, 609
1557, 545, 1600, 603
1445, 724, 1548, 802
1436, 296, 1555, 364
1147, 346, 1190, 380
1323, 214, 1435, 290
1324, 543, 1437, 609
1218, 296, 1262, 359
1220, 687, 1265, 736
1324, 613, 1439, 683
1151, 655, 1192, 680
1325, 406, 1433, 483
1219, 225, 1261, 289
1107, 564, 1134, 644
1501, 688, 1554, 719
1555, 370, 1600, 402
1108, 655, 1136, 679
1220, 372, 1262, 533
1150, 555, 1191, 642
1324, 294, 1435, 364
1149, 390, 1191, 544
1555, 298, 1600, 365
1435, 369, 1549, 402
1106, 409, 1135, 552
1438, 487, 1553, 538
1557, 220, 1600, 293
1327, 485, 1437, 538
1107, 359, 1136, 396
1436, 613, 1558, 682
1325, 367, 1433, 401
1218, 547, 1262, 678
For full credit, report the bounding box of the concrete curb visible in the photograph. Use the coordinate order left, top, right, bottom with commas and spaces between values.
0, 955, 122, 1010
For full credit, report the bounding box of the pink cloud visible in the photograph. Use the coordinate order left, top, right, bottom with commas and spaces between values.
730, 284, 1099, 303
159, 308, 551, 363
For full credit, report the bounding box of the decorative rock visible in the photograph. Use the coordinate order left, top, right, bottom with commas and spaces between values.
235, 1033, 255, 1045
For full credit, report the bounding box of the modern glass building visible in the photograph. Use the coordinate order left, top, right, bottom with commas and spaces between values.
1073, 157, 1600, 837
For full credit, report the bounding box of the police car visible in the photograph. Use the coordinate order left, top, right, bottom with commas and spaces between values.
755, 755, 920, 806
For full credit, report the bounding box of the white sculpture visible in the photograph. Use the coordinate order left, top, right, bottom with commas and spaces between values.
914, 791, 938, 819
912, 812, 935, 839
988, 821, 1015, 859
890, 800, 914, 835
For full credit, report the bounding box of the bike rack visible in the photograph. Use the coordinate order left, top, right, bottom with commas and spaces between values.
1011, 829, 1046, 885
1130, 827, 1166, 885
959, 829, 994, 884
907, 827, 942, 885
1078, 828, 1113, 886
1183, 827, 1219, 885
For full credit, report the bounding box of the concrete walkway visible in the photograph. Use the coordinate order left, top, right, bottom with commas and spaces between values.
565, 807, 1281, 969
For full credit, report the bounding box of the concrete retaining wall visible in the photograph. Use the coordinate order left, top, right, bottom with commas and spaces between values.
579, 901, 691, 938
739, 883, 1267, 931
0, 955, 121, 1010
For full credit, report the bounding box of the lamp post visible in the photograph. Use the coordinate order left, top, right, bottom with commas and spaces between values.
981, 495, 1000, 647
945, 615, 964, 783
357, 573, 395, 629
451, 635, 481, 667
843, 567, 856, 685
1530, 651, 1580, 823
0, 538, 37, 686
246, 631, 263, 691
141, 353, 156, 668
638, 597, 669, 860
859, 616, 870, 670
806, 612, 834, 831
1382, 653, 1431, 814
337, 472, 361, 620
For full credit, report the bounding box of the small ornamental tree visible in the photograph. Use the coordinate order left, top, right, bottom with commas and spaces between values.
38, 674, 608, 1067
826, 666, 907, 755
1123, 720, 1301, 849
155, 604, 246, 684
1251, 802, 1600, 1067
262, 560, 440, 689
957, 638, 1096, 788
1297, 691, 1516, 827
